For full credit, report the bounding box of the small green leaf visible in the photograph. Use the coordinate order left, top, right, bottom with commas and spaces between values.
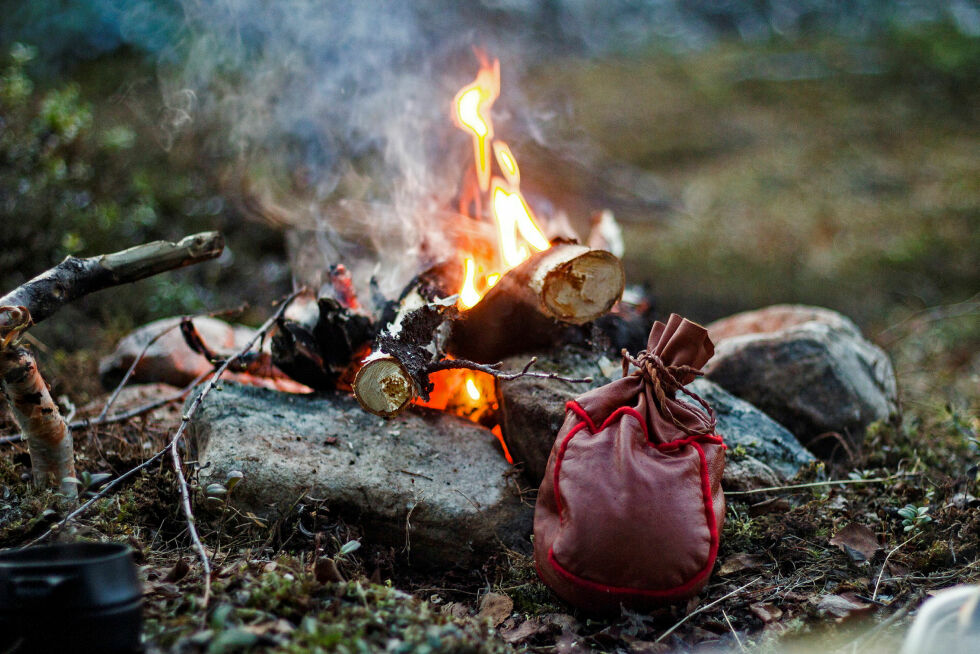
224, 470, 244, 492
340, 540, 362, 556
206, 483, 228, 497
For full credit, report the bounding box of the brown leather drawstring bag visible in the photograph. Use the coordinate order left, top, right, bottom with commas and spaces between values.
533, 314, 726, 612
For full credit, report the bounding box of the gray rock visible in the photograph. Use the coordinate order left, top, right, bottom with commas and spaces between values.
704, 305, 899, 455
188, 383, 531, 566
100, 316, 257, 388
497, 349, 611, 483
684, 378, 815, 486
497, 350, 813, 489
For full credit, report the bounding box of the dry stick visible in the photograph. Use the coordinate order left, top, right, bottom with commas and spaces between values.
0, 344, 77, 496
724, 473, 917, 496
654, 578, 760, 644
0, 232, 224, 330
1, 371, 209, 446
873, 534, 919, 602
721, 608, 747, 654
25, 291, 302, 608
95, 322, 183, 423
427, 356, 594, 383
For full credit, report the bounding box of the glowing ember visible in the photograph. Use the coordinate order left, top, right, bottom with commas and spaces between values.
465, 375, 480, 401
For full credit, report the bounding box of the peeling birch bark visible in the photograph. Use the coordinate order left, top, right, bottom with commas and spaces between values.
0, 346, 76, 496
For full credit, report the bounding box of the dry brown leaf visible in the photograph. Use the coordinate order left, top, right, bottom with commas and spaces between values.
718, 552, 767, 576
829, 523, 882, 564
814, 593, 872, 621
440, 602, 470, 619
163, 557, 190, 583
313, 557, 345, 584
749, 601, 783, 623
499, 617, 550, 644
477, 592, 513, 627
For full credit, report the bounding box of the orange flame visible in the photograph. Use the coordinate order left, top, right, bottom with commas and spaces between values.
452, 59, 499, 193
459, 257, 482, 309
452, 58, 551, 308
491, 177, 550, 268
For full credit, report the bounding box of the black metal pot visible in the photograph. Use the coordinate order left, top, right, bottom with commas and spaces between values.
0, 542, 142, 653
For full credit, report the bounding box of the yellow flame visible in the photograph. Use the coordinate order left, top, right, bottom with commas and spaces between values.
486, 272, 501, 287
459, 257, 482, 309
493, 141, 520, 185
452, 61, 499, 192
465, 376, 481, 401
491, 179, 551, 268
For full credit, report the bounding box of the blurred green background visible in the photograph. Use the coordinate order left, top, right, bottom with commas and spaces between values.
0, 1, 976, 382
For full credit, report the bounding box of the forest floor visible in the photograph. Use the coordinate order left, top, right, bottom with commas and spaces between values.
1, 33, 978, 653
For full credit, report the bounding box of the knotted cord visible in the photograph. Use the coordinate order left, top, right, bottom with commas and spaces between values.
622, 348, 716, 436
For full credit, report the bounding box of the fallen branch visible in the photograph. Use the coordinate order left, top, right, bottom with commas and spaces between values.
0, 311, 76, 496
0, 231, 224, 330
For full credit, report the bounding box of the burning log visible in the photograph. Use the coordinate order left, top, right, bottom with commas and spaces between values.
449, 243, 625, 362
0, 232, 224, 330
353, 286, 455, 417
271, 265, 376, 391
353, 246, 619, 417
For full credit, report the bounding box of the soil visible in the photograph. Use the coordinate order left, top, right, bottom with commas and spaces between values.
0, 307, 976, 653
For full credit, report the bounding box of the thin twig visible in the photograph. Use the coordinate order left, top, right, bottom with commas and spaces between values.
877, 293, 980, 347
725, 473, 917, 496
873, 534, 918, 602
24, 290, 302, 608
97, 303, 251, 422
655, 578, 759, 643
722, 608, 747, 653
96, 322, 182, 423
2, 371, 209, 446
427, 356, 593, 384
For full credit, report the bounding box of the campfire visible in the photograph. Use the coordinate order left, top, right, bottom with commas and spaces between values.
270, 56, 626, 458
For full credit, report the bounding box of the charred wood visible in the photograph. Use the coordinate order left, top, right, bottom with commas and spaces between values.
448, 243, 625, 362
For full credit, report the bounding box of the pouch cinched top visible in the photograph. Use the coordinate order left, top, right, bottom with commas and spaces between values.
533, 314, 726, 612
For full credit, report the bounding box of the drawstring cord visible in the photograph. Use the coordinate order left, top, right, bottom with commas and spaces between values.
621, 349, 716, 436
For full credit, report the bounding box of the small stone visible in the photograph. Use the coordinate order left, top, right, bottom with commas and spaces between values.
704, 305, 898, 455
685, 379, 815, 484
99, 316, 256, 388
188, 383, 531, 566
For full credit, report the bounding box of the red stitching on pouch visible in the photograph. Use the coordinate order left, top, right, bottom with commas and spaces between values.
548, 402, 722, 597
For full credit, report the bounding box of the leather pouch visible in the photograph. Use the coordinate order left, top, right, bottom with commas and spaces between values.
533, 314, 726, 612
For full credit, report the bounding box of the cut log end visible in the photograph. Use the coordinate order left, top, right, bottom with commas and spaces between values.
541, 248, 625, 324
353, 355, 417, 418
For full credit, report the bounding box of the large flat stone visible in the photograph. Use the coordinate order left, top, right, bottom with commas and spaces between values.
704, 305, 899, 456
188, 383, 531, 566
